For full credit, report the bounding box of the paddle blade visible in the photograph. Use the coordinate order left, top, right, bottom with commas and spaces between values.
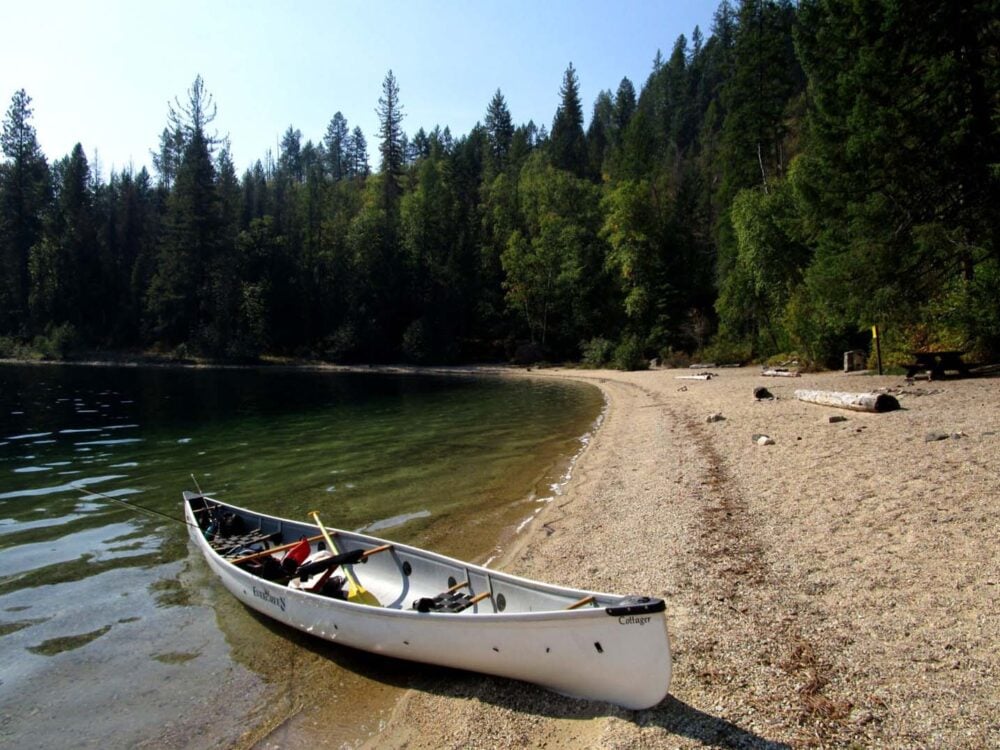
346, 586, 381, 606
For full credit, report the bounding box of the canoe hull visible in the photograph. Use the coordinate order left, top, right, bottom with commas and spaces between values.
185, 496, 671, 709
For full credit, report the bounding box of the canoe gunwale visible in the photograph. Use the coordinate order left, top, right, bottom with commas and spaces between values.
183, 492, 658, 620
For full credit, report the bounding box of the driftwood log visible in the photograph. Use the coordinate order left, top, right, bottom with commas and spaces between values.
676, 374, 713, 381
794, 389, 900, 413
762, 369, 801, 377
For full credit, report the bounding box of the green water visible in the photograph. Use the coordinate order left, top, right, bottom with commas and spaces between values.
0, 363, 602, 748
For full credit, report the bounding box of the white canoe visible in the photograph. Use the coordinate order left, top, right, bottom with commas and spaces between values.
183, 492, 671, 709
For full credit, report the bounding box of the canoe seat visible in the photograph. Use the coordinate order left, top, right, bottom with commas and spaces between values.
213, 531, 279, 555
413, 590, 490, 613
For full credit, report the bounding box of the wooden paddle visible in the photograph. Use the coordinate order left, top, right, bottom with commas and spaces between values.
308, 510, 381, 606
230, 534, 325, 565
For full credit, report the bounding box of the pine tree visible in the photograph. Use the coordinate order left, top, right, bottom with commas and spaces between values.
152, 127, 184, 188
586, 90, 614, 180
794, 0, 1000, 355
549, 63, 587, 176
29, 144, 98, 335
146, 77, 222, 347
324, 112, 350, 181
348, 127, 369, 177
114, 166, 159, 345
484, 89, 514, 170
409, 127, 430, 162
720, 0, 802, 196
0, 89, 51, 335
612, 78, 637, 145
278, 126, 303, 182
376, 70, 405, 205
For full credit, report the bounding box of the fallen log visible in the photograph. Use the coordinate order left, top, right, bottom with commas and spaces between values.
794, 389, 900, 413
676, 374, 713, 381
761, 369, 800, 377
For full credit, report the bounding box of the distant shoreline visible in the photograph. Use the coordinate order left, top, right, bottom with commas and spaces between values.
0, 354, 533, 377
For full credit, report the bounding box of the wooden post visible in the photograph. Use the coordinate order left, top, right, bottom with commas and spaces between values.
794, 389, 900, 413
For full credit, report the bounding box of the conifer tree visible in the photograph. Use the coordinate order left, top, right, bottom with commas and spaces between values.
484, 89, 514, 169
0, 89, 51, 335
279, 126, 303, 182
549, 63, 587, 176
612, 78, 637, 145
324, 112, 350, 181
29, 144, 98, 335
146, 76, 222, 347
376, 69, 405, 205
586, 90, 614, 180
348, 127, 369, 177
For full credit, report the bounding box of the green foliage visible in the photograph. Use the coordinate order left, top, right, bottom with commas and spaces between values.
716, 180, 809, 357
1, 89, 51, 335
401, 318, 431, 364
31, 323, 80, 360
696, 338, 752, 366
0, 335, 37, 360
612, 335, 648, 371
549, 64, 587, 176
484, 90, 514, 171
500, 154, 606, 351
581, 337, 614, 367
2, 3, 997, 369
377, 70, 405, 206
792, 0, 998, 363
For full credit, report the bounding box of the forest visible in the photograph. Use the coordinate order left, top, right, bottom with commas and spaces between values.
1, 0, 997, 369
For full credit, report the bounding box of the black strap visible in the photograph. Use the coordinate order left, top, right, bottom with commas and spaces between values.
294, 548, 366, 578
413, 591, 477, 613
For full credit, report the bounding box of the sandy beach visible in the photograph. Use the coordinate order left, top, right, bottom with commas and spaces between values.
327, 365, 1000, 749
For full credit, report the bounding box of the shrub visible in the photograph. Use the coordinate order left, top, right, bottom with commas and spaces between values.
580, 337, 614, 367
511, 341, 546, 365
322, 323, 361, 363
32, 323, 80, 360
401, 319, 431, 364
612, 335, 648, 371
658, 347, 692, 369
697, 339, 752, 366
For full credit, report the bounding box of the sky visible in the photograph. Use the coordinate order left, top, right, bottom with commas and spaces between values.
2, 0, 720, 176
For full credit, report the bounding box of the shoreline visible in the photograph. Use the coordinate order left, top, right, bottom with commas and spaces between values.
354, 366, 999, 749
6, 359, 996, 747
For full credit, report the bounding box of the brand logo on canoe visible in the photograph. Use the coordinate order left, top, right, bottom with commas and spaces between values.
252, 585, 286, 612
618, 615, 651, 626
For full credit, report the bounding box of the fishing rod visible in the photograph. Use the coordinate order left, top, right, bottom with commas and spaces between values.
77, 474, 211, 532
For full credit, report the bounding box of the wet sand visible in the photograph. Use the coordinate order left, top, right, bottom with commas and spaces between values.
342, 365, 1000, 749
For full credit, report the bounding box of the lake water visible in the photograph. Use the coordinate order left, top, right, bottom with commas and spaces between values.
0, 363, 603, 748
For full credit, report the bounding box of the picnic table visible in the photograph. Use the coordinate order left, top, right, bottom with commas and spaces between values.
904, 351, 970, 379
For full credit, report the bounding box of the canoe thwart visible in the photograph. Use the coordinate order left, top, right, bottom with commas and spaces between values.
229, 534, 326, 565
566, 595, 597, 610
294, 548, 366, 578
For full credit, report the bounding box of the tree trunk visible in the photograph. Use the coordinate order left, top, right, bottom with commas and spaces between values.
794, 389, 900, 413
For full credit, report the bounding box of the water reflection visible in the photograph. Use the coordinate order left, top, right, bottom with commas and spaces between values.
0, 363, 602, 747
